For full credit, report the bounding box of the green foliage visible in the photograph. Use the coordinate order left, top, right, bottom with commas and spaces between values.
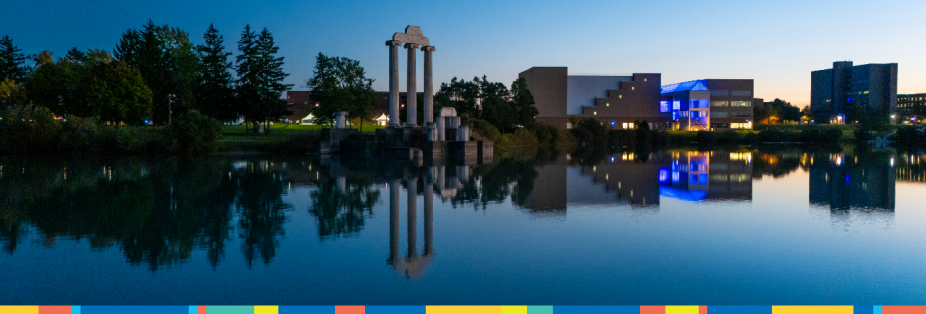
755, 98, 802, 124
115, 21, 199, 125
434, 77, 481, 123
471, 119, 502, 142
571, 118, 607, 144
0, 35, 27, 82
0, 78, 27, 109
0, 104, 222, 155
196, 24, 236, 122
166, 110, 222, 154
26, 50, 153, 124
306, 53, 376, 127
435, 76, 539, 133
235, 26, 290, 131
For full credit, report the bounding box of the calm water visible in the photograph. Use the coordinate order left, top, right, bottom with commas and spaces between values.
1, 147, 925, 305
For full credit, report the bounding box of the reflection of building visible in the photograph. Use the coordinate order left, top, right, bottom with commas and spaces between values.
810, 61, 898, 123
809, 153, 896, 210
524, 163, 568, 211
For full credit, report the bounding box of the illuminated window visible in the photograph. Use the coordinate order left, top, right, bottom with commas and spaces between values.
673, 101, 680, 110
711, 101, 729, 107
593, 111, 597, 115
660, 101, 670, 112
644, 78, 648, 82
632, 87, 635, 90
606, 103, 609, 107
619, 95, 622, 99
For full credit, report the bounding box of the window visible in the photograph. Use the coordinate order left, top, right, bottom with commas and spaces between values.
731, 90, 752, 96
622, 122, 635, 129
710, 90, 729, 96
644, 78, 648, 82
730, 101, 751, 107
699, 99, 709, 108
660, 101, 670, 112
632, 87, 635, 90
673, 100, 680, 110
619, 95, 622, 99
730, 112, 752, 118
730, 122, 753, 129
711, 112, 729, 118
690, 100, 699, 108
711, 122, 730, 128
681, 111, 689, 117
593, 111, 597, 115
606, 103, 609, 107
711, 101, 729, 107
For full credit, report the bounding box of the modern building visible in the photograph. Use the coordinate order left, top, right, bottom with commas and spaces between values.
659, 79, 756, 130
518, 67, 670, 129
897, 93, 925, 124
518, 67, 754, 130
810, 61, 897, 124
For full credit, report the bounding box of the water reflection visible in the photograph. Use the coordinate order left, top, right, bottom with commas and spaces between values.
1, 148, 924, 273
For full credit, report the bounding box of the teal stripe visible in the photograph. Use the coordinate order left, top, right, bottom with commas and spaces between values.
527, 305, 554, 314
207, 306, 254, 314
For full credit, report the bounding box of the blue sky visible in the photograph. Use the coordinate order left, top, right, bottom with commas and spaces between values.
2, 0, 924, 106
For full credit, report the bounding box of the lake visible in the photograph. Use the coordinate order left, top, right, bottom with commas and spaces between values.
1, 147, 925, 305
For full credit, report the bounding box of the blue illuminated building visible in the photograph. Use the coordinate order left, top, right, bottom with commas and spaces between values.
660, 79, 756, 131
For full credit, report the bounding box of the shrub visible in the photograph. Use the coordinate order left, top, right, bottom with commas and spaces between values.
471, 119, 502, 142
165, 110, 223, 154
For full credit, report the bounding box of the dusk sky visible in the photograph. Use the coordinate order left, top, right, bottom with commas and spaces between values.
3, 0, 924, 106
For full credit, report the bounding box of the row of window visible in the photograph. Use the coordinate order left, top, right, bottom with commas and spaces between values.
711, 90, 752, 96
710, 112, 752, 118
709, 122, 753, 129
710, 101, 752, 107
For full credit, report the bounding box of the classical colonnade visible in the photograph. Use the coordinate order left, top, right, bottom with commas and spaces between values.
387, 25, 435, 127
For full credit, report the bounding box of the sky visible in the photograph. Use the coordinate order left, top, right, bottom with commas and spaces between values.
2, 0, 925, 107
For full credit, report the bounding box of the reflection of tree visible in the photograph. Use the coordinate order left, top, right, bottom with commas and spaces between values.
449, 157, 538, 209
236, 163, 290, 267
0, 157, 288, 270
309, 174, 380, 238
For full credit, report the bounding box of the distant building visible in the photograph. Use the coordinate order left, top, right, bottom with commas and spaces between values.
897, 93, 926, 124
518, 67, 754, 130
810, 61, 897, 124
283, 90, 417, 124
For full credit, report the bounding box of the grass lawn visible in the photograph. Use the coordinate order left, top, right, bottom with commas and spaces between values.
219, 123, 385, 152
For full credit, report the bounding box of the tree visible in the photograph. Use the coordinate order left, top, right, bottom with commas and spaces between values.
26, 49, 152, 123
196, 24, 236, 122
478, 76, 515, 132
509, 77, 538, 128
305, 53, 375, 129
0, 35, 27, 82
755, 98, 801, 124
86, 57, 153, 125
115, 21, 199, 125
434, 77, 480, 123
235, 26, 290, 132
0, 78, 26, 109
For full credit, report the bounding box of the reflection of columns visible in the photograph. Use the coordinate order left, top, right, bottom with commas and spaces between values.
389, 179, 400, 264
387, 40, 402, 127
424, 183, 433, 255
405, 43, 420, 127
421, 46, 436, 125
407, 178, 418, 257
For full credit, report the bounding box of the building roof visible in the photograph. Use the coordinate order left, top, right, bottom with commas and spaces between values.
660, 80, 708, 94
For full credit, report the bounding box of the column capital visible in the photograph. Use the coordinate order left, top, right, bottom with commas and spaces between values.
404, 43, 420, 49
386, 40, 403, 46
421, 46, 436, 52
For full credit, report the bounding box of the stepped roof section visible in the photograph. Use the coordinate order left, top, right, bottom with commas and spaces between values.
661, 79, 708, 95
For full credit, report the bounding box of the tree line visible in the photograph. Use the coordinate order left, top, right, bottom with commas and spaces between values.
0, 21, 289, 131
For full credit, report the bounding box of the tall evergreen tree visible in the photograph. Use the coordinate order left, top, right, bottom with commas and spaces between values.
114, 21, 199, 125
509, 77, 538, 128
0, 35, 27, 82
196, 24, 236, 122
235, 26, 289, 132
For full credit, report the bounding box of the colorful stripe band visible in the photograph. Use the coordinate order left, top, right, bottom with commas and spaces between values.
0, 305, 920, 314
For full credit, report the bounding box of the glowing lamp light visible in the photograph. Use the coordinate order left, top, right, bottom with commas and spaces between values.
315, 103, 319, 107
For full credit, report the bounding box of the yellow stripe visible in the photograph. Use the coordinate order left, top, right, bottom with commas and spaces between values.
254, 305, 278, 314
501, 306, 527, 314
427, 306, 503, 314
772, 306, 853, 314
0, 306, 39, 314
666, 306, 701, 314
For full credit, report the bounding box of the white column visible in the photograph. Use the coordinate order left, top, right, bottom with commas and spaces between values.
387, 40, 402, 127
422, 46, 436, 125
405, 43, 420, 127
